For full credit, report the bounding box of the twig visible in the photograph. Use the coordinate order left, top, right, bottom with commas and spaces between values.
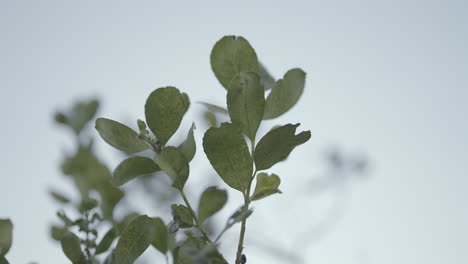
180, 190, 213, 243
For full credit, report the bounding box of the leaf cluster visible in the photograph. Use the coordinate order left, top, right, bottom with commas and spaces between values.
53, 35, 311, 264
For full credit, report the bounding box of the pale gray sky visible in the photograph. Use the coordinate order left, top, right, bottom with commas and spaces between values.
1, 0, 467, 263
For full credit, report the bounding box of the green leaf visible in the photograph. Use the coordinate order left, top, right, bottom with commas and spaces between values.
174, 237, 228, 264
103, 251, 115, 264
116, 213, 140, 234
171, 204, 194, 229
60, 232, 85, 263
0, 219, 12, 257
178, 123, 196, 162
203, 111, 218, 127
112, 156, 160, 186
181, 93, 190, 113
199, 103, 228, 128
210, 36, 259, 89
197, 186, 228, 223
154, 147, 190, 190
50, 225, 68, 241
79, 198, 98, 212
258, 62, 276, 90
203, 123, 253, 192
263, 68, 306, 120
49, 190, 71, 204
60, 143, 114, 198
151, 218, 168, 254
251, 173, 282, 201
55, 99, 99, 135
95, 118, 149, 153
57, 211, 74, 226
198, 102, 228, 114
0, 256, 9, 264
95, 228, 117, 255
114, 215, 157, 264
227, 72, 265, 141
70, 99, 100, 134
99, 184, 124, 220
145, 87, 190, 146
254, 124, 311, 170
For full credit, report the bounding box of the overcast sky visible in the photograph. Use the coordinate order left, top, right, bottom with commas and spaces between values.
1, 0, 467, 263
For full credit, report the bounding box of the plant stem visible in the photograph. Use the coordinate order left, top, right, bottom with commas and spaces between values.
235, 139, 257, 264
180, 190, 213, 243
214, 226, 229, 244
83, 211, 92, 264
235, 194, 250, 264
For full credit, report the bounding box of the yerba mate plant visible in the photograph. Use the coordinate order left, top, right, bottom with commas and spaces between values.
0, 35, 310, 264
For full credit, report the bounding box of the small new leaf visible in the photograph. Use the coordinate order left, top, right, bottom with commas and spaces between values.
151, 218, 169, 254
178, 123, 196, 162
171, 204, 194, 229
60, 232, 86, 263
227, 72, 265, 141
198, 186, 228, 223
0, 219, 13, 257
251, 173, 282, 201
254, 124, 311, 170
154, 147, 190, 190
95, 118, 149, 153
263, 68, 306, 120
145, 87, 190, 146
114, 215, 157, 264
203, 123, 253, 192
112, 156, 160, 186
210, 36, 259, 89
